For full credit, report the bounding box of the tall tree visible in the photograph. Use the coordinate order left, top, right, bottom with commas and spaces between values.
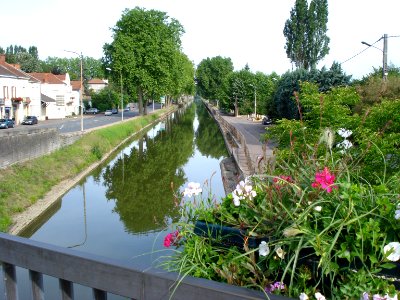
283, 0, 329, 70
195, 56, 233, 104
104, 7, 186, 115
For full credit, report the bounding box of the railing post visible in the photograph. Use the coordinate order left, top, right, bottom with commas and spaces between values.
59, 279, 74, 300
29, 270, 44, 300
3, 262, 18, 300
93, 288, 107, 300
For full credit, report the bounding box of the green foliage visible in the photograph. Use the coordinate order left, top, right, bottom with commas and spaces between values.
196, 56, 234, 104
273, 63, 352, 119
284, 0, 330, 70
164, 83, 400, 299
104, 7, 191, 115
90, 87, 120, 112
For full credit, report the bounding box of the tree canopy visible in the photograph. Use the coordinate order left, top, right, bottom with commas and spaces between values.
103, 7, 193, 115
283, 0, 330, 70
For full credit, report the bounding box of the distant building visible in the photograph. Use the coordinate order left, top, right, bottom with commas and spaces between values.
87, 78, 108, 93
0, 54, 41, 123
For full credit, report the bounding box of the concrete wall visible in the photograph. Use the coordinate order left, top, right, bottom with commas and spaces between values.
0, 129, 83, 168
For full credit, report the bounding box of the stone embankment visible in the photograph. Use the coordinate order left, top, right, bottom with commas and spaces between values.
203, 101, 275, 194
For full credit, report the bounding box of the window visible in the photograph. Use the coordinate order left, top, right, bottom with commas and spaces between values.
56, 95, 65, 106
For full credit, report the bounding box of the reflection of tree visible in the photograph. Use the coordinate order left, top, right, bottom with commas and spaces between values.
102, 104, 196, 234
195, 101, 228, 159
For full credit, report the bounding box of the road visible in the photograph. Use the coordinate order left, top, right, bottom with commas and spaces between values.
4, 104, 162, 134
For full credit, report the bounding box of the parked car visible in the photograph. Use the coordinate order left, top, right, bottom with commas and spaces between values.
104, 110, 112, 116
85, 108, 99, 114
22, 116, 38, 125
262, 116, 273, 125
0, 118, 15, 129
111, 108, 118, 114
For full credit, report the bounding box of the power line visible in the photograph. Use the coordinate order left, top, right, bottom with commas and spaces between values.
340, 36, 383, 65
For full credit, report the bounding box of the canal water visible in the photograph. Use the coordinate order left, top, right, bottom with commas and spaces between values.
11, 101, 229, 299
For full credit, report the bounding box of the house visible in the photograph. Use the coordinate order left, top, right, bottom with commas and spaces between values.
0, 54, 41, 124
87, 78, 108, 93
29, 72, 77, 119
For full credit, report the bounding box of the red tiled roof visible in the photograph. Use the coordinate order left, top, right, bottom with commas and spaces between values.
88, 78, 107, 85
30, 73, 66, 84
0, 54, 35, 81
70, 80, 82, 90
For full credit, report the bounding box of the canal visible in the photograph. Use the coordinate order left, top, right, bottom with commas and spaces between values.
12, 100, 229, 299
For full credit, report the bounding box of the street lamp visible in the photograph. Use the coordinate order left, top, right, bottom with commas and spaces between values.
361, 33, 388, 80
250, 84, 257, 120
65, 50, 84, 132
106, 67, 123, 121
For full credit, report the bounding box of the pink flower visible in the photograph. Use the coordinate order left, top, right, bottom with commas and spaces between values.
311, 167, 337, 193
273, 175, 293, 190
163, 230, 179, 248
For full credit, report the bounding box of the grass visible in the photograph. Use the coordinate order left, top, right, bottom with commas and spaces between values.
0, 107, 174, 233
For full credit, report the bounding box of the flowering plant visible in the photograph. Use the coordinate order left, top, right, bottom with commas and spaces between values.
162, 83, 400, 299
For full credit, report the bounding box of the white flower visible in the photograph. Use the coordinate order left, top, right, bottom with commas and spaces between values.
183, 182, 202, 197
337, 139, 353, 153
315, 292, 326, 300
337, 128, 352, 138
395, 209, 400, 220
259, 241, 270, 257
299, 293, 309, 300
314, 205, 322, 212
275, 246, 286, 259
231, 177, 257, 206
384, 242, 400, 261
320, 128, 334, 150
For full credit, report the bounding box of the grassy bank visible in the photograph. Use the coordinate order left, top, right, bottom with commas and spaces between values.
0, 108, 173, 232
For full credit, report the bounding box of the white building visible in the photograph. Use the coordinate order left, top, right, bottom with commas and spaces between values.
0, 54, 41, 124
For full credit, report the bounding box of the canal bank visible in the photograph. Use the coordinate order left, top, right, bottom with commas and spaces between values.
203, 100, 276, 193
7, 105, 179, 235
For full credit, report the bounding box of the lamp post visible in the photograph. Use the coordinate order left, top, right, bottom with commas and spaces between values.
361, 33, 388, 81
250, 84, 257, 119
65, 50, 84, 131
106, 67, 123, 121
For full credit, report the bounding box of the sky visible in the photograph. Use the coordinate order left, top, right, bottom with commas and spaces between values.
2, 0, 400, 79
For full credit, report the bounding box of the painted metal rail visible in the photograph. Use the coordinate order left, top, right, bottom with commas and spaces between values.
0, 232, 294, 300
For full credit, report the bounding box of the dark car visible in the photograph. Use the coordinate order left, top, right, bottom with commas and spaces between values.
111, 108, 118, 114
22, 116, 38, 125
0, 118, 15, 129
262, 116, 273, 125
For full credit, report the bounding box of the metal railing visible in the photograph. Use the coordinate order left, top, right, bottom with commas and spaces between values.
0, 232, 294, 300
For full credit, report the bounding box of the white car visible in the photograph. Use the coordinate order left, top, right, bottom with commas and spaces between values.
104, 110, 112, 116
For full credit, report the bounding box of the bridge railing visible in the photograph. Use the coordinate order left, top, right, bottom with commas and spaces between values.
0, 232, 293, 300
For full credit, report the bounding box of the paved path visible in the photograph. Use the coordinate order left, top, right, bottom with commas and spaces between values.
220, 114, 276, 176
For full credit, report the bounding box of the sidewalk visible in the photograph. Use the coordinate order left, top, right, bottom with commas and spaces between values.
220, 114, 275, 176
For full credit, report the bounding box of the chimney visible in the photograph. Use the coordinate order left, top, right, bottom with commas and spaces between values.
0, 54, 5, 64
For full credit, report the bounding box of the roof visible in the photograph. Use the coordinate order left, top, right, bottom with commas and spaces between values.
88, 78, 108, 85
0, 54, 37, 82
30, 73, 66, 85
70, 80, 82, 91
41, 93, 56, 103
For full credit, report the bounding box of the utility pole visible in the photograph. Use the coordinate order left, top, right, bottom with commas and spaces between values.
383, 33, 388, 81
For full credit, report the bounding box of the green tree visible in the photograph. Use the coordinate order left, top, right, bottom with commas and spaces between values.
104, 7, 186, 115
195, 56, 233, 107
284, 0, 330, 70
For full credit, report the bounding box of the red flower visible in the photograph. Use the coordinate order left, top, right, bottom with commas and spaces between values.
273, 175, 293, 190
311, 167, 337, 193
163, 230, 180, 248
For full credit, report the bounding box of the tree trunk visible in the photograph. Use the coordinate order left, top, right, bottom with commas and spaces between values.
137, 86, 144, 115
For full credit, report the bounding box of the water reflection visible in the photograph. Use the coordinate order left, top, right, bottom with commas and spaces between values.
102, 105, 196, 233
23, 101, 227, 261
